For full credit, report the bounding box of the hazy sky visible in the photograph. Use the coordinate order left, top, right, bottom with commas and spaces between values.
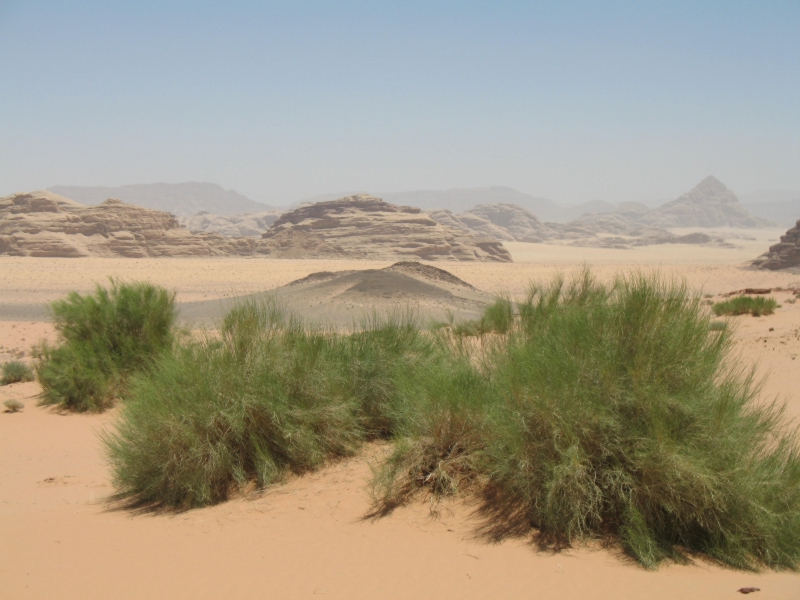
1, 1, 798, 205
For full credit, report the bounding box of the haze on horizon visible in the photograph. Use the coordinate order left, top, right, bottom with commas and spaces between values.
1, 1, 798, 206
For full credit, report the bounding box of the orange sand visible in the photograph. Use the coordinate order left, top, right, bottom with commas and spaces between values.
1, 241, 799, 599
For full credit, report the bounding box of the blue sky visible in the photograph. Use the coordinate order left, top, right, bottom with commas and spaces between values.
1, 1, 798, 204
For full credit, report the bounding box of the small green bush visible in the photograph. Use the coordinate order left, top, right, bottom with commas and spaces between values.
713, 296, 778, 317
3, 399, 24, 413
35, 280, 176, 412
1, 360, 34, 385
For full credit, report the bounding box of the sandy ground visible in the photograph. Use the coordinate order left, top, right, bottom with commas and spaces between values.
1, 239, 799, 599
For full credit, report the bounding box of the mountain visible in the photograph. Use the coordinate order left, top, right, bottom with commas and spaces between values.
47, 182, 272, 217
740, 189, 800, 228
261, 194, 511, 262
642, 176, 773, 228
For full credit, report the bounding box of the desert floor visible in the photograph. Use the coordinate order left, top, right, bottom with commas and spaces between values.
1, 235, 799, 599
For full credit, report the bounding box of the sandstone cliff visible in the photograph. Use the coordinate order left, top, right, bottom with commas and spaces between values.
752, 220, 800, 270
0, 192, 252, 257
1, 191, 510, 262
261, 195, 511, 262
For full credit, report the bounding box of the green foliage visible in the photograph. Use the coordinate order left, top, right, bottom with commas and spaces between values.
34, 280, 176, 412
713, 296, 778, 317
1, 360, 34, 385
376, 271, 800, 570
105, 272, 800, 570
104, 299, 437, 508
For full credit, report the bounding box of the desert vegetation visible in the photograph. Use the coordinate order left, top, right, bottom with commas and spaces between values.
34, 280, 176, 412
712, 296, 778, 317
46, 273, 800, 570
1, 360, 34, 385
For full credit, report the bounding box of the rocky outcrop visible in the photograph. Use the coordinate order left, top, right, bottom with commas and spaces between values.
179, 210, 282, 237
1, 191, 511, 262
753, 220, 800, 270
430, 201, 719, 249
431, 204, 556, 243
0, 192, 257, 257
260, 195, 511, 262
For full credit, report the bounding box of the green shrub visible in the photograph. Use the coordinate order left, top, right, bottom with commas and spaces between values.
104, 299, 437, 508
1, 360, 34, 385
375, 271, 800, 570
712, 296, 778, 317
104, 272, 800, 570
34, 280, 176, 412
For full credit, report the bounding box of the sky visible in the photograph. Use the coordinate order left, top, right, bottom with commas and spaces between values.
1, 0, 798, 205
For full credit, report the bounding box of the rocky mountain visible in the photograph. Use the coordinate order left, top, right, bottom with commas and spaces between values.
179, 210, 283, 237
261, 194, 511, 262
752, 220, 800, 270
430, 204, 555, 243
429, 202, 707, 249
639, 176, 773, 228
0, 191, 257, 257
1, 191, 509, 262
48, 182, 272, 217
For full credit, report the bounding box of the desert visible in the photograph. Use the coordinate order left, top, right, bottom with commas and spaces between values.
2, 231, 800, 599
4, 3, 800, 598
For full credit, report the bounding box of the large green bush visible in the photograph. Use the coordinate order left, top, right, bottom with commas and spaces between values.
104, 272, 800, 570
35, 280, 176, 412
104, 300, 436, 508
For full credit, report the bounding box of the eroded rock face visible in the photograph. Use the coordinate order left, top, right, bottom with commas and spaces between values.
431, 204, 555, 243
261, 195, 511, 262
0, 192, 255, 257
1, 191, 511, 262
179, 210, 282, 237
753, 220, 800, 270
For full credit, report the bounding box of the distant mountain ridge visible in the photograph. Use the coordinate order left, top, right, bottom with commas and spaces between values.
48, 182, 271, 217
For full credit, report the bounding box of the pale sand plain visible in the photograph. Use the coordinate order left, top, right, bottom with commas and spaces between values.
1, 233, 799, 599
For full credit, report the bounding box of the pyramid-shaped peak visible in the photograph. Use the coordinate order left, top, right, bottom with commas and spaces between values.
692, 176, 729, 196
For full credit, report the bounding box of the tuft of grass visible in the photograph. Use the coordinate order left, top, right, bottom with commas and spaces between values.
104, 299, 438, 508
34, 280, 176, 412
1, 361, 34, 385
3, 399, 24, 413
709, 321, 727, 331
713, 296, 778, 317
375, 270, 800, 570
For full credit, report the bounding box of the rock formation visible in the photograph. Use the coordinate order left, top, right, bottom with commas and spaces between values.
260, 194, 511, 262
641, 176, 773, 228
179, 210, 282, 237
752, 220, 800, 270
0, 192, 254, 257
1, 191, 510, 262
431, 204, 555, 243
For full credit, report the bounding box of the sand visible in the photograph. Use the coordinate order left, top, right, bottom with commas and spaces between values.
1, 239, 799, 599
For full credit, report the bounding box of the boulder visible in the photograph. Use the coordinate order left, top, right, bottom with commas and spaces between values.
753, 220, 800, 270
